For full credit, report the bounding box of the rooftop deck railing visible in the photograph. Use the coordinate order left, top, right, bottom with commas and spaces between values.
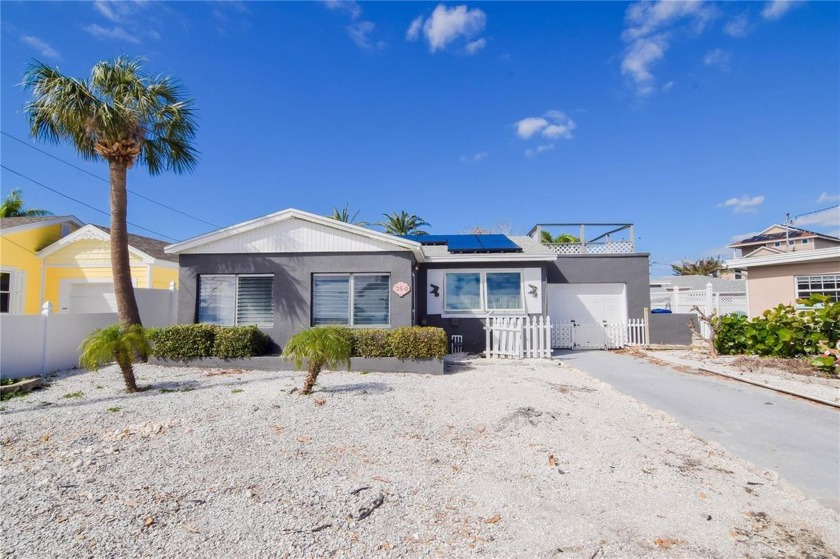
528, 223, 636, 255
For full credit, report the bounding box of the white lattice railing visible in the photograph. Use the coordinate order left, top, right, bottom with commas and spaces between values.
485, 316, 552, 359
547, 241, 635, 255
650, 289, 747, 316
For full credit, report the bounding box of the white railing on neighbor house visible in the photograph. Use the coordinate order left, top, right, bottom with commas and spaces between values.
551, 319, 648, 350
1, 287, 178, 378
546, 240, 635, 255
485, 316, 553, 359
529, 223, 636, 255
650, 285, 748, 317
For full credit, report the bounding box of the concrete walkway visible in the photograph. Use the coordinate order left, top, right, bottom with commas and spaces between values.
557, 350, 840, 511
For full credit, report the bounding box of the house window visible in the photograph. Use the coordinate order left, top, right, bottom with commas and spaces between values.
796, 274, 839, 302
774, 242, 781, 247
312, 274, 390, 326
0, 272, 10, 313
802, 239, 809, 244
444, 271, 523, 313
198, 275, 274, 327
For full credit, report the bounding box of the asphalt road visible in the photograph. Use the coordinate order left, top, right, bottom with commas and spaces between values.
556, 350, 840, 511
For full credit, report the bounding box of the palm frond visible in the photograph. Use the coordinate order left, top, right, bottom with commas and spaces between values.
79, 324, 149, 370
282, 327, 352, 371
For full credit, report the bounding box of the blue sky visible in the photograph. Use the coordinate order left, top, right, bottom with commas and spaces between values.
1, 0, 838, 276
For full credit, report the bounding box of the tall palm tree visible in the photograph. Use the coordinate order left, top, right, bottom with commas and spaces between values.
671, 257, 726, 277
378, 210, 430, 236
22, 57, 198, 327
0, 189, 52, 218
331, 204, 366, 226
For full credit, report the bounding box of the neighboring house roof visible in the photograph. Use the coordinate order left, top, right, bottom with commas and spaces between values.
728, 224, 840, 248
419, 235, 558, 263
165, 208, 425, 259
726, 246, 840, 269
0, 215, 84, 234
651, 276, 745, 293
36, 224, 178, 264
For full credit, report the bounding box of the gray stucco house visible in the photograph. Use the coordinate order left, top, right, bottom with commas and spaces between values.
165, 209, 654, 353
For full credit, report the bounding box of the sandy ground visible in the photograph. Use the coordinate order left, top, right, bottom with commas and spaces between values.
2, 359, 839, 558
642, 349, 840, 404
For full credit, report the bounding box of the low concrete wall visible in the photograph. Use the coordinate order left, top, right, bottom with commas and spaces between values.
649, 313, 697, 346
150, 356, 445, 375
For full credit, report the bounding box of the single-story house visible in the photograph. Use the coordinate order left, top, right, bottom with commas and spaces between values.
165, 209, 655, 352
0, 216, 178, 314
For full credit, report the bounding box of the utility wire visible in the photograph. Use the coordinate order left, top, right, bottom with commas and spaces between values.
0, 165, 177, 241
794, 204, 839, 219
0, 234, 38, 255
1, 131, 221, 228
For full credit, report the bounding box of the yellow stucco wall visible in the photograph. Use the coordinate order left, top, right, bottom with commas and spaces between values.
747, 261, 840, 316
151, 265, 179, 289
0, 225, 63, 314
43, 266, 148, 311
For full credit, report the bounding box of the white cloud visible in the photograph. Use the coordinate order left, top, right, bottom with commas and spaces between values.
92, 0, 149, 23
20, 35, 61, 60
620, 0, 717, 95
703, 48, 731, 69
723, 14, 751, 37
794, 207, 840, 228
719, 194, 765, 213
514, 111, 575, 141
662, 80, 674, 92
817, 192, 840, 203
323, 0, 361, 20
407, 4, 487, 54
83, 24, 141, 43
762, 0, 802, 21
346, 21, 383, 50
460, 151, 488, 162
525, 144, 555, 158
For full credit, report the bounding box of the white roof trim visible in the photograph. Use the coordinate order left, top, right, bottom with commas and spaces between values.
36, 224, 159, 264
0, 215, 84, 235
726, 247, 840, 269
423, 253, 558, 263
165, 208, 424, 258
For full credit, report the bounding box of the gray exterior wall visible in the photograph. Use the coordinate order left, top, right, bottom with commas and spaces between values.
547, 254, 652, 319
417, 262, 548, 354
177, 252, 416, 350
649, 313, 697, 345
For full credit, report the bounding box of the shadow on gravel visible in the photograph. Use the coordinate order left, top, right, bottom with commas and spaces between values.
320, 382, 392, 395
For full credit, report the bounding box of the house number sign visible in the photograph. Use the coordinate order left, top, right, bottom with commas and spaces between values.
392, 282, 411, 298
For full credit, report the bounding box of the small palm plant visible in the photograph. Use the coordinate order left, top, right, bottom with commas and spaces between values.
282, 326, 352, 395
79, 324, 149, 393
378, 211, 429, 236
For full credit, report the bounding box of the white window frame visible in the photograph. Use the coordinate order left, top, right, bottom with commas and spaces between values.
198, 273, 274, 327
0, 267, 25, 315
311, 273, 391, 327
795, 274, 839, 302
443, 269, 525, 317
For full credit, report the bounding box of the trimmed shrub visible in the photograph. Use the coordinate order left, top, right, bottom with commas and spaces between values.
148, 324, 218, 360
213, 325, 271, 359
389, 326, 448, 359
351, 329, 393, 358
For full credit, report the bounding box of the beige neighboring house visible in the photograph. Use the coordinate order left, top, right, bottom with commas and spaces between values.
726, 225, 840, 315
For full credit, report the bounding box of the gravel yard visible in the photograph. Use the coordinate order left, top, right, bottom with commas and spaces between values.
641, 349, 840, 405
2, 359, 839, 558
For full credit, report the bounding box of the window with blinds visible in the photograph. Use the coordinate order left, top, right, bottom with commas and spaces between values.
198, 274, 274, 327
312, 273, 390, 326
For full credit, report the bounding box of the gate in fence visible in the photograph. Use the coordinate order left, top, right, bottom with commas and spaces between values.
484, 316, 552, 359
551, 319, 647, 350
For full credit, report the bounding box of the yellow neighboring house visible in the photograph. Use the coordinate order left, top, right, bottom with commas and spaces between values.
0, 215, 178, 314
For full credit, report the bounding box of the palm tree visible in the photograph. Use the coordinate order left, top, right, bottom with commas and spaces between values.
671, 257, 726, 277
282, 326, 352, 395
378, 210, 429, 236
539, 231, 580, 244
79, 324, 150, 393
331, 204, 366, 226
0, 189, 52, 217
22, 57, 198, 328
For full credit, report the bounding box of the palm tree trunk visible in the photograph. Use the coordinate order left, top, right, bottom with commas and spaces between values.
109, 162, 143, 328
301, 362, 321, 395
116, 350, 138, 393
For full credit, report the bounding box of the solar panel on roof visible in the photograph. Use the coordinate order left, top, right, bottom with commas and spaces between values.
446, 235, 483, 252
477, 234, 521, 251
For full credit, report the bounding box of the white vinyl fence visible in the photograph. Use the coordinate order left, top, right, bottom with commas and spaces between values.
484, 316, 552, 359
1, 288, 177, 378
650, 284, 747, 317
551, 319, 647, 350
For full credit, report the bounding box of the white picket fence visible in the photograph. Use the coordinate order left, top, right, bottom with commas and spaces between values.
484, 316, 553, 359
551, 319, 648, 350
1, 289, 178, 378
650, 286, 747, 316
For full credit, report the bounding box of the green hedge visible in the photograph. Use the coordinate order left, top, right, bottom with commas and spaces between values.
149, 324, 271, 360
351, 328, 393, 358
213, 325, 271, 359
324, 326, 448, 360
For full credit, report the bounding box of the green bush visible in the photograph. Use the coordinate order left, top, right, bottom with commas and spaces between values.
388, 326, 448, 360
213, 325, 271, 359
714, 295, 839, 372
351, 329, 393, 358
148, 324, 218, 360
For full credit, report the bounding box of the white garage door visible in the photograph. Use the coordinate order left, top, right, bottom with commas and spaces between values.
68, 283, 118, 313
548, 284, 628, 349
